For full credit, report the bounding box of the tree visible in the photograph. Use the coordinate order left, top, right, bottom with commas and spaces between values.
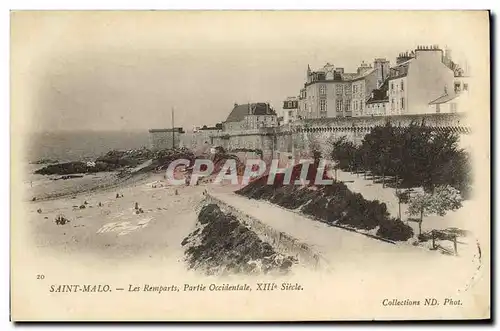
394, 187, 410, 220
309, 138, 322, 162
407, 185, 463, 236
330, 136, 359, 171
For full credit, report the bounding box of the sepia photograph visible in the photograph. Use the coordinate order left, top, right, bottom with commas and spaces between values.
10, 10, 490, 321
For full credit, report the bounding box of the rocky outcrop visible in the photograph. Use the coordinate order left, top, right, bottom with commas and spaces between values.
182, 204, 297, 276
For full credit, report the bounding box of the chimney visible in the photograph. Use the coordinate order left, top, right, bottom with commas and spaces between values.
234, 102, 238, 108
445, 47, 452, 60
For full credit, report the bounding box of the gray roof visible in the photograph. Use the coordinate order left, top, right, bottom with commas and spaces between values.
149, 127, 184, 133
366, 79, 389, 104
225, 103, 276, 123
429, 93, 459, 105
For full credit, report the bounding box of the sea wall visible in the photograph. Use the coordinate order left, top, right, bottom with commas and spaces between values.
148, 130, 182, 151
209, 113, 470, 160
150, 113, 471, 159
203, 193, 326, 270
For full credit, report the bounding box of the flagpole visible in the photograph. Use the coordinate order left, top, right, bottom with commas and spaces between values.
171, 107, 175, 149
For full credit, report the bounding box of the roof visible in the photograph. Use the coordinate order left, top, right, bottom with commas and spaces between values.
366, 79, 389, 104
305, 70, 374, 87
350, 69, 376, 82
149, 127, 184, 133
428, 93, 459, 105
388, 59, 414, 80
395, 58, 414, 67
225, 103, 277, 123
341, 73, 359, 80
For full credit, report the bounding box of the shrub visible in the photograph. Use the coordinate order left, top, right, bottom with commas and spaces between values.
377, 218, 414, 241
35, 161, 89, 175
184, 203, 296, 275
301, 196, 329, 220
238, 162, 408, 238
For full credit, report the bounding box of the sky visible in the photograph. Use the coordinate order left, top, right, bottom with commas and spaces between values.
11, 11, 488, 133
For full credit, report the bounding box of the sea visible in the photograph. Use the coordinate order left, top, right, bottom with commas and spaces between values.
26, 131, 151, 163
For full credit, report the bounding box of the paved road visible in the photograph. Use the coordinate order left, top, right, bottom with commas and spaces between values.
209, 188, 482, 296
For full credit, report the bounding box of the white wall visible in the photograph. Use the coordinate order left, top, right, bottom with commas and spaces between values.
407, 50, 455, 114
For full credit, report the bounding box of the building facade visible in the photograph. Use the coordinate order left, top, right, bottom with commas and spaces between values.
148, 127, 185, 151
428, 75, 471, 114
294, 45, 467, 119
223, 103, 278, 132
282, 96, 299, 124
387, 45, 455, 115
365, 79, 389, 116
296, 59, 390, 119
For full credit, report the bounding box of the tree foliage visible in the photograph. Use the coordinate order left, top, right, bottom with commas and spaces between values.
407, 185, 463, 235
328, 123, 472, 196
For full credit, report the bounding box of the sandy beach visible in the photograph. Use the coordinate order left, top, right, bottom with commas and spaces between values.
26, 170, 205, 267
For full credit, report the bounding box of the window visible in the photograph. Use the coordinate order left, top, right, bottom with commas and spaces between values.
320, 85, 326, 96
336, 100, 343, 112
391, 99, 395, 110
401, 80, 404, 91
288, 101, 293, 108
336, 85, 343, 94
436, 104, 441, 113
454, 82, 461, 93
344, 100, 351, 111
360, 102, 363, 111
391, 82, 394, 91
353, 85, 357, 94
320, 99, 327, 112
288, 110, 293, 117
463, 83, 469, 91
401, 97, 405, 110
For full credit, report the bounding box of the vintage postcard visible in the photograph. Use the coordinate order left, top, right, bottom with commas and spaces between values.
10, 10, 490, 321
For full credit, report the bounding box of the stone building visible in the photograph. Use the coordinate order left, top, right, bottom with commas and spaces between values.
222, 102, 278, 131
386, 45, 455, 115
365, 79, 389, 116
180, 124, 223, 150
297, 59, 390, 119
428, 78, 471, 114
148, 127, 185, 151
295, 45, 469, 119
282, 96, 299, 124
426, 47, 471, 114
